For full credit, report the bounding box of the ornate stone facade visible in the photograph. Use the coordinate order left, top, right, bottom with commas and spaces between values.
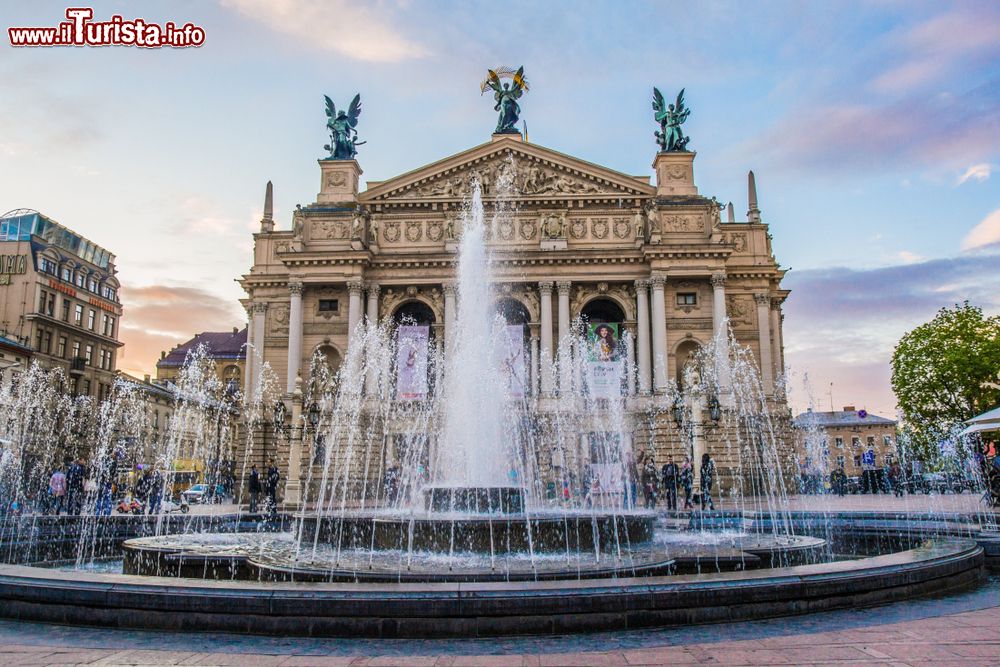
240, 133, 791, 494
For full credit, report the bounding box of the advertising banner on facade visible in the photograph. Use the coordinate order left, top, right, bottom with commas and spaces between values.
396, 325, 429, 401
585, 322, 623, 398
494, 324, 527, 398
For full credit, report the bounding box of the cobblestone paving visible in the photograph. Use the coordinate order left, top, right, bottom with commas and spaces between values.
0, 577, 996, 666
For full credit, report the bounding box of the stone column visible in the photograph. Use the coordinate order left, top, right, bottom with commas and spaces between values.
754, 293, 774, 394
538, 281, 554, 395
711, 273, 732, 400
635, 279, 652, 395
286, 282, 303, 393
243, 305, 254, 398
366, 282, 380, 325
249, 302, 267, 400
649, 276, 669, 393
283, 379, 303, 505
530, 335, 540, 396
443, 282, 457, 350
347, 280, 364, 348
557, 280, 572, 393
770, 298, 783, 387
624, 326, 636, 396
365, 283, 380, 395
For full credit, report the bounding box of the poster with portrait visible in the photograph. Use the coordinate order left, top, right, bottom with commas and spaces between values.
586, 322, 623, 398
494, 325, 527, 398
396, 325, 429, 401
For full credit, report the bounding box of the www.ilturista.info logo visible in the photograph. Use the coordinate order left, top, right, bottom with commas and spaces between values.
8, 7, 205, 48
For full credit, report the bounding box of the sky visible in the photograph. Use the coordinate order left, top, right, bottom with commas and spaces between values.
1, 0, 998, 418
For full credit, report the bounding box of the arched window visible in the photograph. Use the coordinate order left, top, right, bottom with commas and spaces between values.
310, 345, 342, 391
391, 301, 436, 399
392, 301, 436, 328
580, 298, 625, 325
495, 297, 530, 325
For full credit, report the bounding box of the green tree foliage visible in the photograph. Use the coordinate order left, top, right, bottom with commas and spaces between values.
891, 302, 1000, 456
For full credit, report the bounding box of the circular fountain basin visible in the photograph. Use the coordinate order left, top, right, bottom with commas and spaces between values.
422, 485, 525, 514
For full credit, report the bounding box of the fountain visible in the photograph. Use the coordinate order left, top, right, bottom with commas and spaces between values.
0, 168, 993, 637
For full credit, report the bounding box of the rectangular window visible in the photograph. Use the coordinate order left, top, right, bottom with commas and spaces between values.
867, 436, 875, 447
61, 267, 71, 282
61, 299, 70, 321
87, 309, 96, 331
88, 279, 97, 293
38, 290, 47, 313
74, 304, 83, 326
835, 437, 844, 449
676, 293, 697, 306
84, 344, 93, 365
318, 299, 339, 313
852, 436, 861, 448
57, 336, 66, 358
42, 330, 52, 354
853, 455, 862, 467
81, 379, 90, 396
71, 341, 80, 359
35, 329, 44, 352
75, 273, 85, 288
883, 435, 892, 447
836, 455, 845, 469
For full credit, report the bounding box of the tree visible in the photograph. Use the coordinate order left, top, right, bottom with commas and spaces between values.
891, 302, 1000, 458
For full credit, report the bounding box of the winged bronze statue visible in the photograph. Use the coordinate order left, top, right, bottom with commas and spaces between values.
484, 66, 527, 134
653, 87, 691, 152
324, 93, 365, 159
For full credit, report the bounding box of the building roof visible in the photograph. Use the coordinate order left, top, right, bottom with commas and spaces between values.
793, 408, 897, 428
157, 328, 247, 368
0, 209, 114, 269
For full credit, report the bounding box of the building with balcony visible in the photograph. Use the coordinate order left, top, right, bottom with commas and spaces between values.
0, 209, 122, 399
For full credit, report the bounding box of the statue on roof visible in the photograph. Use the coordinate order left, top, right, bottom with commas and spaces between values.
323, 94, 365, 160
482, 66, 528, 134
653, 87, 691, 152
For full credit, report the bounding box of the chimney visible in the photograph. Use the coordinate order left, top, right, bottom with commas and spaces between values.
233, 327, 238, 335
843, 405, 856, 412
160, 351, 166, 359
143, 374, 150, 384
260, 180, 274, 233
747, 170, 761, 223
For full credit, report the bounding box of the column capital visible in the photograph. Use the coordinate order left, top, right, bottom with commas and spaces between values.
710, 272, 727, 288
288, 281, 304, 296
443, 281, 457, 297
538, 280, 554, 292
252, 302, 268, 314
649, 275, 667, 288
753, 292, 770, 306
366, 282, 380, 296
556, 280, 572, 295
530, 335, 540, 343
770, 296, 784, 310
347, 279, 365, 296
634, 278, 650, 289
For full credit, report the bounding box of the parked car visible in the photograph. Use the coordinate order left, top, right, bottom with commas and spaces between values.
909, 473, 951, 494
180, 483, 227, 504
845, 476, 861, 494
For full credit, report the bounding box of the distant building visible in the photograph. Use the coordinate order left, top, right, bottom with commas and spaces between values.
794, 405, 898, 477
0, 209, 122, 399
0, 333, 32, 388
156, 327, 247, 394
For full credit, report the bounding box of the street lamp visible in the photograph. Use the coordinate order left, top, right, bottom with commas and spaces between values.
307, 402, 321, 430
708, 394, 721, 423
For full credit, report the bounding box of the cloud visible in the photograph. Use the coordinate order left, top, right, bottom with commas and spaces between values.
221, 0, 427, 62
897, 250, 924, 264
781, 251, 1000, 415
957, 163, 991, 185
962, 208, 1000, 251
750, 80, 1000, 170
117, 284, 245, 376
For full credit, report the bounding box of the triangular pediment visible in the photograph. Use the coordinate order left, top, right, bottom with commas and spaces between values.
360, 137, 655, 203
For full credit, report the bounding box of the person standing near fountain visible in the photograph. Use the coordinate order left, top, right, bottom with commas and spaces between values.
248, 465, 261, 514
47, 467, 66, 515
642, 458, 659, 509
700, 453, 716, 510
680, 458, 694, 510
66, 458, 86, 515
661, 458, 678, 511
265, 460, 280, 516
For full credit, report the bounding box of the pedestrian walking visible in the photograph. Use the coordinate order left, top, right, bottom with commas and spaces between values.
147, 470, 164, 515
660, 458, 678, 511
